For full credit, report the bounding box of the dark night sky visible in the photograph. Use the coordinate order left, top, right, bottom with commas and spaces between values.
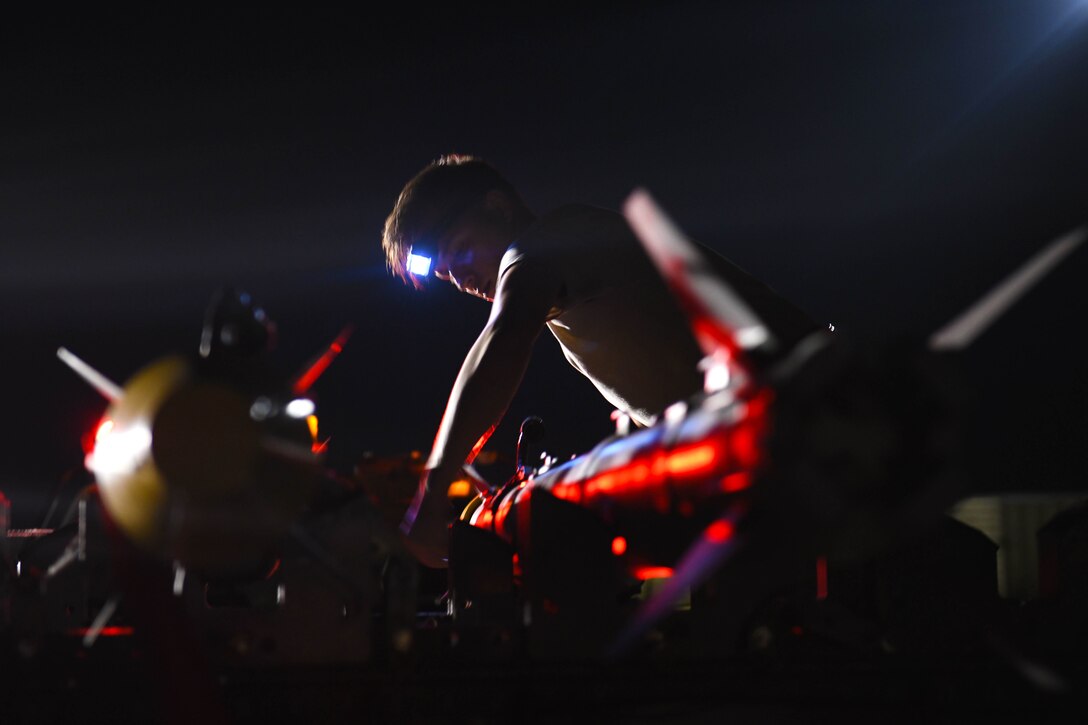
2, 2, 1087, 525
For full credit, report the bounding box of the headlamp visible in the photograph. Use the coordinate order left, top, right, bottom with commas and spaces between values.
407, 251, 433, 278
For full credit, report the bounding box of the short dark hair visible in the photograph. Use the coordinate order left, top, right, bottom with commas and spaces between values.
382, 154, 521, 282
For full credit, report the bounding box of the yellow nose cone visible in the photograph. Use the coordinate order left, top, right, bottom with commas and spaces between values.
89, 356, 314, 575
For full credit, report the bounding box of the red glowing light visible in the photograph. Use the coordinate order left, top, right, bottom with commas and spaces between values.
721, 472, 751, 492
551, 481, 582, 504
68, 626, 134, 637
816, 555, 828, 600
466, 423, 497, 465
292, 325, 353, 394
705, 520, 734, 543
584, 460, 655, 498
468, 385, 774, 555
730, 425, 760, 469
477, 508, 494, 529
574, 438, 732, 507
494, 499, 512, 536
665, 442, 718, 477
633, 566, 674, 580
690, 316, 744, 362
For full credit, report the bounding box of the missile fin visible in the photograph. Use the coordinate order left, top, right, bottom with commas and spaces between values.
929, 225, 1086, 351
57, 347, 123, 401
623, 189, 773, 367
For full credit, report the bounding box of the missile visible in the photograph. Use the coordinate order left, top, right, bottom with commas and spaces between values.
457, 191, 1085, 653
61, 289, 346, 576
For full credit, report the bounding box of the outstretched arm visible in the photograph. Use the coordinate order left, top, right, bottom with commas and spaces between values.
401, 259, 559, 567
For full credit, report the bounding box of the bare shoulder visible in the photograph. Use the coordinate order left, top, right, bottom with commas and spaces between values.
491, 240, 566, 329
499, 204, 649, 319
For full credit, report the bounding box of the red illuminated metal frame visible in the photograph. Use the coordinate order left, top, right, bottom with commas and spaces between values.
634, 566, 675, 581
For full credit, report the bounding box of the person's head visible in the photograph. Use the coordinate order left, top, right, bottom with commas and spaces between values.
382, 155, 534, 300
